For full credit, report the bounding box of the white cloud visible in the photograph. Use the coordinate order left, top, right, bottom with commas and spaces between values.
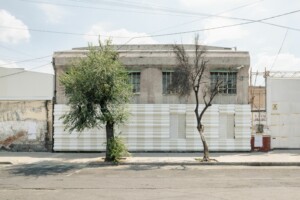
254, 53, 300, 72
84, 23, 157, 44
203, 17, 248, 44
38, 4, 66, 24
0, 10, 30, 44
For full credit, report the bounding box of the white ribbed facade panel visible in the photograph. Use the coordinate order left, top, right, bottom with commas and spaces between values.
54, 104, 251, 151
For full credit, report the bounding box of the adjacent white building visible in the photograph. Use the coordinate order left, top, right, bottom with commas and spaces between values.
266, 72, 300, 149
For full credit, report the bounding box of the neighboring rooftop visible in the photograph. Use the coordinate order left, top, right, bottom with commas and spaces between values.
72, 44, 235, 51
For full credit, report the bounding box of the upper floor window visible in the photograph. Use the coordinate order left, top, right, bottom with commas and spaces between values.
129, 72, 140, 93
162, 71, 173, 94
210, 71, 237, 94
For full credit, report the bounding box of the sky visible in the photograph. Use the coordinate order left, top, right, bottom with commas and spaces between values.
1, 0, 300, 85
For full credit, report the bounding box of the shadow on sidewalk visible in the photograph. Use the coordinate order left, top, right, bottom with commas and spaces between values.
130, 150, 300, 158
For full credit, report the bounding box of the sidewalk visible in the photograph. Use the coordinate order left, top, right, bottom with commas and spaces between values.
1, 150, 300, 166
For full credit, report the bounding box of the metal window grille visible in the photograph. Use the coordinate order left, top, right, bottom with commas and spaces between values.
210, 72, 237, 94
129, 72, 140, 93
162, 72, 173, 94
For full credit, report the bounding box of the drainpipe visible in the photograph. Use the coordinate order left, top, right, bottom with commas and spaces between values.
51, 57, 56, 152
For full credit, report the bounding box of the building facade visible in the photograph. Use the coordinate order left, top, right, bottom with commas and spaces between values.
53, 44, 251, 151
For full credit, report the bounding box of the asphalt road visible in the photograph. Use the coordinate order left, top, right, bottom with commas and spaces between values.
0, 163, 300, 200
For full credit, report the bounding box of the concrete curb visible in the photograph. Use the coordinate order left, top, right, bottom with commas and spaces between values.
1, 161, 300, 166
88, 162, 300, 167
0, 162, 12, 165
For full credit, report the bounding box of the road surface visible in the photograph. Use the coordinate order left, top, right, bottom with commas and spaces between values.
0, 162, 299, 200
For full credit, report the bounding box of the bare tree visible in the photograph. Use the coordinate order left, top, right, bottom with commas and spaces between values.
171, 35, 222, 162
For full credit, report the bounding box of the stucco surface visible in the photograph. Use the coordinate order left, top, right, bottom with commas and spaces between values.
0, 101, 52, 151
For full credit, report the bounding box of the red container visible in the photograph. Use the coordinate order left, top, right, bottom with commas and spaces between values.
251, 135, 271, 152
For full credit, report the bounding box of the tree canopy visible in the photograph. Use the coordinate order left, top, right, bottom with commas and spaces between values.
60, 40, 132, 161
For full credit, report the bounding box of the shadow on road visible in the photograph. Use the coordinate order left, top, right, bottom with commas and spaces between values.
7, 161, 85, 176
126, 164, 162, 171
6, 161, 146, 176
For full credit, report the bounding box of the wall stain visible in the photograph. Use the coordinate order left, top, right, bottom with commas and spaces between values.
0, 131, 26, 150
0, 100, 53, 151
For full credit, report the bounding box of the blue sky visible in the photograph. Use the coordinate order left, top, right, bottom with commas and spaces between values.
1, 0, 300, 85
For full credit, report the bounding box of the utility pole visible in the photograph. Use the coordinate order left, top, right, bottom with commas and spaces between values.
264, 67, 267, 113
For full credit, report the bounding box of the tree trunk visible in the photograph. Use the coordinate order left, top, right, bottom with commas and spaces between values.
197, 125, 210, 161
105, 121, 115, 162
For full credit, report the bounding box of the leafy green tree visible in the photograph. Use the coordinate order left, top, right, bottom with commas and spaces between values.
60, 40, 132, 162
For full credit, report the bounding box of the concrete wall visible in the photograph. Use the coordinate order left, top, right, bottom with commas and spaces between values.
0, 101, 53, 151
249, 86, 266, 111
53, 45, 250, 105
0, 67, 54, 151
267, 78, 300, 148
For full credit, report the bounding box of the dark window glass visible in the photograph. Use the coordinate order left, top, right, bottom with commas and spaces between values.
162, 72, 173, 94
210, 72, 237, 94
129, 72, 140, 93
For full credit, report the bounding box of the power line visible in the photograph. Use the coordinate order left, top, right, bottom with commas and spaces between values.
0, 25, 129, 38
67, 0, 176, 11
18, 0, 300, 32
18, 0, 300, 30
115, 9, 299, 52
1, 9, 300, 41
0, 44, 33, 58
0, 55, 51, 67
150, 0, 266, 34
17, 0, 300, 32
128, 9, 300, 39
16, 0, 197, 18
0, 62, 51, 79
269, 29, 289, 71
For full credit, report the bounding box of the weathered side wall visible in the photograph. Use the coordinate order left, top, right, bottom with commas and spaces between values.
251, 112, 267, 134
0, 100, 53, 151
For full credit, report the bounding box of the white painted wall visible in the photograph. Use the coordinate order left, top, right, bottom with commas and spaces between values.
0, 67, 53, 100
267, 78, 300, 148
54, 104, 251, 151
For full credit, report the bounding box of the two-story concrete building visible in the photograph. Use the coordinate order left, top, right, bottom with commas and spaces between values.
53, 44, 251, 152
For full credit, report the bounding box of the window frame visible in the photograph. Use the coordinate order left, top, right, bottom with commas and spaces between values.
210, 71, 237, 94
162, 71, 173, 95
128, 71, 141, 94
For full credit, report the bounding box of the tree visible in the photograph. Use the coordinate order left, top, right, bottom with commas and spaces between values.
60, 40, 132, 162
171, 35, 222, 162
